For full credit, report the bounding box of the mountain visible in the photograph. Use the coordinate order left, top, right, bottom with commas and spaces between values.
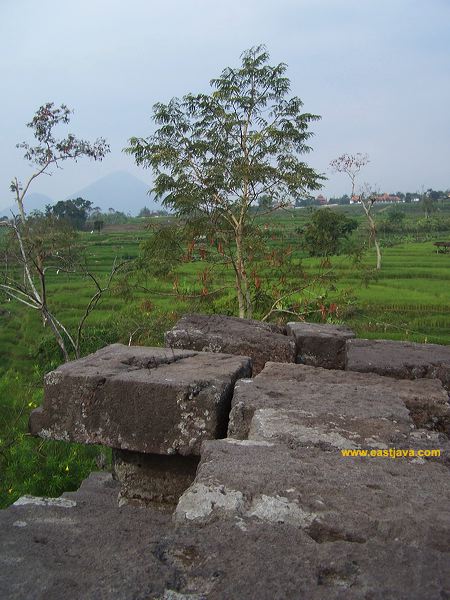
0, 192, 54, 216
66, 171, 159, 215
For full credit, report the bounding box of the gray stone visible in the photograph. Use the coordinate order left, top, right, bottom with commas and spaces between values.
12, 496, 76, 508
165, 313, 296, 375
286, 321, 355, 369
175, 439, 450, 556
346, 338, 450, 391
1, 471, 450, 599
112, 449, 199, 508
29, 344, 251, 455
228, 363, 450, 445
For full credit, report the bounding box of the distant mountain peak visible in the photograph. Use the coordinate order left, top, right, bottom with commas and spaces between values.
66, 171, 158, 215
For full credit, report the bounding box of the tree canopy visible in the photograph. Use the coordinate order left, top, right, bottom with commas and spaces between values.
126, 45, 324, 317
301, 208, 358, 257
46, 198, 93, 230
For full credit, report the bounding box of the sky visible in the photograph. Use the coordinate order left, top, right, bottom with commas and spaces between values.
1, 0, 449, 210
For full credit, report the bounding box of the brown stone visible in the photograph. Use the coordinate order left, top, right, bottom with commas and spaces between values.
228, 362, 450, 444
286, 321, 355, 369
112, 449, 199, 508
29, 344, 251, 455
346, 338, 450, 391
176, 439, 450, 558
165, 313, 296, 375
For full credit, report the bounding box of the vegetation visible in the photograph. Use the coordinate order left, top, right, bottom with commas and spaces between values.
330, 152, 383, 270
126, 45, 324, 318
1, 58, 449, 511
301, 208, 357, 257
45, 197, 93, 230
1, 103, 114, 361
1, 201, 450, 508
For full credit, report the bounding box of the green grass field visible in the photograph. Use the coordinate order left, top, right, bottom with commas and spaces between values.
0, 205, 449, 507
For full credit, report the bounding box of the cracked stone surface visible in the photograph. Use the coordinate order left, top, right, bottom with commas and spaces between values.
165, 314, 296, 375
4, 333, 450, 599
1, 470, 449, 600
286, 322, 355, 369
175, 439, 450, 553
346, 338, 450, 391
228, 362, 450, 446
29, 344, 251, 455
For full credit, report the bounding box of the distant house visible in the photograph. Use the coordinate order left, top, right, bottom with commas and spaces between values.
375, 193, 402, 203
316, 194, 328, 205
350, 193, 403, 204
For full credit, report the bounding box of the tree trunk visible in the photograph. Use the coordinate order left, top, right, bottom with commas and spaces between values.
44, 310, 70, 362
235, 272, 245, 318
374, 237, 382, 270
235, 225, 252, 319
362, 200, 382, 271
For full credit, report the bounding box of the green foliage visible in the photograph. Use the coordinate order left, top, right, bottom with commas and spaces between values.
0, 370, 108, 508
422, 195, 438, 219
1, 209, 450, 506
301, 209, 358, 257
46, 197, 93, 230
126, 45, 324, 317
386, 205, 406, 224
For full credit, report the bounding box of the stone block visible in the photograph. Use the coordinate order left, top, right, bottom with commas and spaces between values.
112, 449, 199, 508
29, 344, 251, 456
346, 338, 450, 391
228, 362, 450, 445
175, 439, 450, 556
286, 321, 355, 369
3, 468, 450, 599
165, 313, 296, 375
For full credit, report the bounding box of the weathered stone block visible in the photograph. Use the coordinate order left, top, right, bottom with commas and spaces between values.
175, 439, 450, 556
346, 338, 450, 391
286, 321, 355, 369
3, 467, 450, 599
165, 313, 296, 375
29, 344, 251, 455
112, 449, 199, 508
228, 362, 450, 445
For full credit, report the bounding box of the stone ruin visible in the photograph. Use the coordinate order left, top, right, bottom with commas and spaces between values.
1, 314, 450, 599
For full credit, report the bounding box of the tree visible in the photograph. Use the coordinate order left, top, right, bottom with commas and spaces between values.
330, 153, 382, 270
330, 153, 369, 201
386, 205, 405, 224
126, 45, 324, 318
422, 191, 438, 219
93, 220, 104, 233
138, 207, 152, 217
0, 103, 114, 361
301, 209, 357, 257
46, 197, 93, 230
10, 103, 109, 224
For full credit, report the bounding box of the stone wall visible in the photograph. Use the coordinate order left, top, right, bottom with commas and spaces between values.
2, 314, 449, 599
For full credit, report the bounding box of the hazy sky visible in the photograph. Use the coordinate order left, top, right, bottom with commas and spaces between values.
1, 0, 449, 210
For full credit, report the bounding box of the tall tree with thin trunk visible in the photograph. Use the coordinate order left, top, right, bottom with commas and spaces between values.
330, 153, 382, 270
0, 103, 115, 361
126, 46, 324, 318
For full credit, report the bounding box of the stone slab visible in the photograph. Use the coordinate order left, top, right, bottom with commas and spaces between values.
346, 338, 450, 391
29, 344, 251, 455
1, 470, 450, 599
165, 313, 296, 375
228, 362, 450, 446
112, 449, 199, 508
286, 321, 355, 369
175, 439, 450, 556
